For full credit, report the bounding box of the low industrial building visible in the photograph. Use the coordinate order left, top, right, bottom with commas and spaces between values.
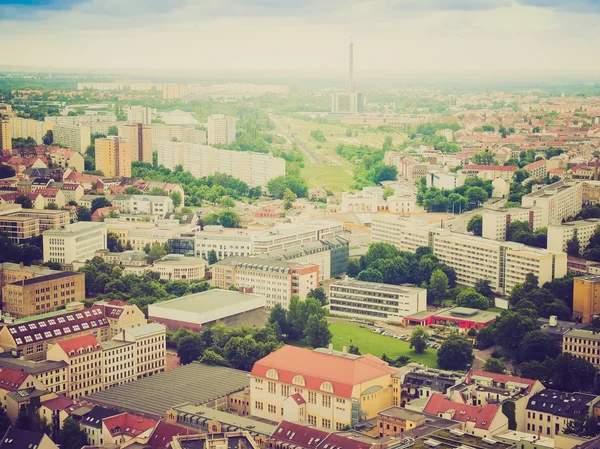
148, 289, 266, 331
404, 307, 499, 330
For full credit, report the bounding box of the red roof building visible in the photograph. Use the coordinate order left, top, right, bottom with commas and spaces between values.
55, 334, 101, 357
463, 165, 518, 172
102, 412, 158, 444
466, 370, 539, 395
0, 367, 33, 392
269, 421, 383, 449
147, 421, 196, 449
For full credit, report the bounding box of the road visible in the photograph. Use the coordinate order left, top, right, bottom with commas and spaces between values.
269, 114, 318, 165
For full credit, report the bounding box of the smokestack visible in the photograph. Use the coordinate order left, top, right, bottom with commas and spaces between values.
122, 328, 125, 341
348, 38, 354, 92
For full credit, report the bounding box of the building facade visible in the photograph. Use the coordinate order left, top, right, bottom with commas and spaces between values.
481, 207, 544, 241
207, 114, 236, 145
573, 275, 600, 324
521, 181, 583, 226
43, 222, 107, 264
95, 136, 132, 178
120, 123, 152, 163
547, 219, 600, 253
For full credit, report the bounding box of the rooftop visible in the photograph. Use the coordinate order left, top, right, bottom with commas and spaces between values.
523, 180, 577, 198
551, 218, 600, 229
563, 328, 600, 341
433, 307, 500, 324
527, 389, 599, 419
149, 289, 265, 314
379, 406, 426, 421
424, 394, 499, 430
0, 427, 44, 449
42, 221, 106, 236
83, 363, 250, 420
125, 322, 165, 338
9, 270, 83, 287
330, 279, 425, 295
0, 357, 68, 375
103, 412, 158, 438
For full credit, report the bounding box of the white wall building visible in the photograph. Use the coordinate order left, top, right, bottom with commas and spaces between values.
152, 254, 206, 281
111, 194, 174, 218
126, 106, 154, 125
426, 170, 463, 191
329, 279, 427, 322
43, 222, 107, 264
521, 181, 583, 226
113, 323, 166, 379
547, 219, 600, 253
51, 124, 91, 153
207, 114, 236, 145
482, 207, 544, 241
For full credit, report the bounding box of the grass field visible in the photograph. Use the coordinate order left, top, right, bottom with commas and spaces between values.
300, 164, 355, 192
329, 322, 438, 368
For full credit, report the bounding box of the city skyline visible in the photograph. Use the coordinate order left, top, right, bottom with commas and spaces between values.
0, 0, 599, 76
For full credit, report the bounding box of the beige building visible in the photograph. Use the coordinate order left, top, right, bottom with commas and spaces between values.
573, 275, 600, 324
150, 124, 207, 145
120, 123, 152, 163
95, 299, 148, 338
14, 209, 70, 232
207, 114, 236, 145
1, 271, 85, 318
0, 262, 61, 299
0, 214, 39, 243
212, 257, 319, 309
458, 165, 518, 183
101, 339, 136, 388
52, 124, 91, 153
521, 181, 583, 226
481, 207, 544, 241
372, 216, 567, 294
562, 328, 600, 368
47, 147, 85, 173
43, 221, 107, 264
547, 219, 600, 253
153, 254, 206, 281
47, 333, 104, 399
9, 116, 52, 144
95, 136, 131, 177
0, 358, 69, 395
113, 322, 166, 379
0, 119, 12, 150
250, 345, 396, 431
126, 106, 154, 125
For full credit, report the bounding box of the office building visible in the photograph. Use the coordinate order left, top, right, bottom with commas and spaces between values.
521, 181, 583, 226
212, 257, 319, 309
112, 322, 166, 379
250, 345, 396, 430
562, 328, 600, 369
51, 124, 90, 153
253, 220, 343, 254
43, 222, 107, 264
46, 334, 104, 399
156, 140, 286, 188
120, 123, 152, 163
0, 214, 39, 243
2, 271, 85, 318
111, 194, 174, 218
372, 216, 567, 293
0, 119, 12, 150
207, 114, 236, 145
126, 106, 154, 125
547, 219, 600, 253
95, 136, 131, 177
329, 279, 427, 322
481, 207, 544, 241
148, 289, 266, 331
573, 275, 600, 324
12, 209, 70, 232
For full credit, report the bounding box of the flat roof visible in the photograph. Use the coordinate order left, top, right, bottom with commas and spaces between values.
0, 263, 61, 277
434, 307, 500, 324
83, 362, 250, 419
150, 289, 265, 314
43, 221, 105, 235
0, 357, 68, 374
564, 329, 600, 341
331, 279, 425, 295
379, 406, 426, 421
10, 270, 82, 286
101, 340, 135, 350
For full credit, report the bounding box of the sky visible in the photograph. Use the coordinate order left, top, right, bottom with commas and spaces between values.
0, 0, 599, 78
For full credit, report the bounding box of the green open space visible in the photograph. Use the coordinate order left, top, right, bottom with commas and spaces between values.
300, 164, 355, 192
329, 322, 438, 368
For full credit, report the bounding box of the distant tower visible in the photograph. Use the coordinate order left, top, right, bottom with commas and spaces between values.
348, 38, 355, 92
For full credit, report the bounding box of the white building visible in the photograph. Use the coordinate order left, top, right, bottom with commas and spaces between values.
113, 323, 166, 379
329, 279, 427, 322
51, 124, 91, 153
426, 170, 463, 191
252, 220, 344, 254
101, 339, 136, 389
547, 219, 600, 253
152, 254, 206, 281
43, 222, 107, 264
207, 114, 237, 145
126, 106, 154, 125
111, 194, 174, 218
372, 215, 567, 294
521, 181, 583, 226
482, 207, 544, 241
150, 124, 207, 145
156, 141, 286, 188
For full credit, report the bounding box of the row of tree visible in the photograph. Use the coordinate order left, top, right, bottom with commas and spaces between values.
417, 177, 493, 213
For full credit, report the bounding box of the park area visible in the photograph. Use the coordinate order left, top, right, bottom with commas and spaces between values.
328, 322, 439, 368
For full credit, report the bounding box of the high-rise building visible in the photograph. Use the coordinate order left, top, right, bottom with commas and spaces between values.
95, 136, 131, 177
330, 40, 364, 115
120, 123, 152, 163
521, 181, 583, 226
52, 124, 91, 153
207, 114, 237, 145
0, 119, 12, 150
126, 106, 153, 125
573, 275, 600, 324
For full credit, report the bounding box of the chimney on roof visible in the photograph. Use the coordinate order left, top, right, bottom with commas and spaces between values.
122, 329, 126, 342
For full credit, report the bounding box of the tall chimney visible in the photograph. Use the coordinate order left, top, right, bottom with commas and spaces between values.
348, 38, 355, 92
122, 328, 126, 341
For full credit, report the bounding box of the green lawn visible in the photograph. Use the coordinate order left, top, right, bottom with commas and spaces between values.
329, 322, 438, 368
300, 164, 355, 191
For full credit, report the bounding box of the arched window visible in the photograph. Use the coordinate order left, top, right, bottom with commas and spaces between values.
266, 369, 279, 380
320, 382, 334, 393
292, 375, 306, 386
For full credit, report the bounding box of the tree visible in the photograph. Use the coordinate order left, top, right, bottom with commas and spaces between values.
374, 164, 398, 182
307, 287, 327, 306
364, 242, 398, 267
77, 206, 92, 222
107, 231, 123, 253
356, 268, 383, 283
410, 326, 429, 354
268, 303, 289, 338
456, 288, 489, 310
177, 334, 204, 365
304, 315, 332, 348
219, 211, 240, 228
383, 187, 395, 200
283, 188, 297, 210
467, 215, 483, 236
125, 186, 143, 195
208, 250, 218, 265
347, 259, 361, 277
224, 336, 257, 371
549, 353, 597, 392
58, 418, 88, 449
483, 357, 506, 374
200, 349, 229, 366
476, 324, 496, 349
219, 196, 235, 209
474, 279, 494, 298
494, 310, 539, 351
42, 129, 54, 145
147, 242, 167, 264
45, 202, 59, 210
348, 344, 361, 355
108, 125, 119, 136
14, 195, 33, 209
566, 235, 581, 257
473, 150, 495, 165
518, 330, 560, 363
513, 169, 528, 183
148, 187, 168, 196
429, 269, 448, 304
0, 165, 15, 179
90, 197, 111, 213
465, 186, 488, 206
564, 419, 587, 437
437, 334, 474, 370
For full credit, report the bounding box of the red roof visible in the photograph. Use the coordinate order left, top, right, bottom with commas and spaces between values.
290, 392, 305, 405
463, 165, 518, 171
250, 346, 396, 399
91, 206, 119, 217
42, 396, 75, 411
524, 160, 546, 170
466, 369, 538, 394
424, 394, 499, 430
102, 412, 157, 438
319, 433, 376, 449
148, 421, 196, 449
61, 183, 81, 191
270, 421, 329, 448
67, 172, 101, 183
549, 168, 565, 175
0, 367, 30, 392
36, 188, 60, 198
56, 334, 101, 357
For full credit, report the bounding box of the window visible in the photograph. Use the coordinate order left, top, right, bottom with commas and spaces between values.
308, 415, 317, 426
281, 385, 290, 397
254, 401, 263, 411
268, 404, 277, 414
308, 391, 317, 404
322, 418, 331, 429
322, 395, 331, 408
268, 382, 276, 394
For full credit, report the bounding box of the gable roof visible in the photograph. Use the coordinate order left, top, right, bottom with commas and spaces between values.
81, 405, 121, 429
270, 421, 329, 448
0, 427, 43, 449
41, 396, 75, 411
148, 421, 196, 449
424, 393, 499, 430
524, 159, 546, 170
55, 334, 101, 357
102, 412, 158, 438
250, 345, 395, 399
0, 368, 30, 392
466, 369, 538, 394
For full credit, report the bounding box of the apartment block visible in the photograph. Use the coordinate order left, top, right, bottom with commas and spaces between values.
52, 124, 91, 153
43, 222, 107, 264
13, 209, 70, 232
250, 345, 396, 430
329, 279, 427, 322
111, 194, 174, 218
95, 136, 131, 178
0, 358, 69, 395
150, 124, 207, 145
207, 114, 236, 145
114, 323, 166, 379
372, 216, 567, 293
47, 334, 104, 399
0, 214, 39, 243
120, 123, 152, 163
212, 257, 319, 309
126, 106, 154, 125
573, 275, 600, 324
101, 339, 136, 388
562, 328, 600, 369
1, 271, 85, 318
521, 181, 583, 226
547, 219, 600, 253
523, 159, 547, 179
0, 119, 12, 150
482, 207, 544, 241
156, 140, 286, 187
9, 116, 52, 144
582, 180, 600, 204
